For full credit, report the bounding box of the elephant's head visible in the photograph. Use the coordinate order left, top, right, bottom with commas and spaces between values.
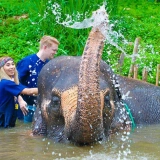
32, 8, 131, 144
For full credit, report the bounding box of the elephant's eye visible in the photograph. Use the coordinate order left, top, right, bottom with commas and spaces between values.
47, 95, 61, 118
104, 94, 111, 109
51, 96, 61, 108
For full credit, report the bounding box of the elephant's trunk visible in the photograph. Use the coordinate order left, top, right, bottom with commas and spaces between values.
69, 28, 105, 144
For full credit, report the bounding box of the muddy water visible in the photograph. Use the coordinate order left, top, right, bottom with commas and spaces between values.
0, 120, 160, 160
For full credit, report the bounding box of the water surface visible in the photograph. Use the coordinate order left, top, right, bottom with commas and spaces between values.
0, 120, 159, 160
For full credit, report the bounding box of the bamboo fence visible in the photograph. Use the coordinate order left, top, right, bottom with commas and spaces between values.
117, 37, 160, 86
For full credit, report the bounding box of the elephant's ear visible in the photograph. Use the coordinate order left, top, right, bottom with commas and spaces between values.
114, 74, 122, 100
100, 61, 122, 100
32, 106, 47, 136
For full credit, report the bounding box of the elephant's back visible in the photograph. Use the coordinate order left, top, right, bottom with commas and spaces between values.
117, 75, 160, 124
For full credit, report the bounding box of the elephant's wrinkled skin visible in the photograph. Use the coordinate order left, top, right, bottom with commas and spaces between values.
32, 8, 160, 144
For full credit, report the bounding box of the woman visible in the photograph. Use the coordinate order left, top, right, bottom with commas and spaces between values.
0, 56, 38, 128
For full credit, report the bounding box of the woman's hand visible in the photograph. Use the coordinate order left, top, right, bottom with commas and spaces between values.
18, 95, 28, 115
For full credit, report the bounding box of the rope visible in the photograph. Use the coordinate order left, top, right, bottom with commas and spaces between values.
123, 103, 136, 130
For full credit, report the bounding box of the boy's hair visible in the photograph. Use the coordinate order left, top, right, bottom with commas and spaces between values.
0, 56, 19, 84
39, 35, 60, 49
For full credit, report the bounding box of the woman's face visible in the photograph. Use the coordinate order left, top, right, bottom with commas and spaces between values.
3, 60, 15, 77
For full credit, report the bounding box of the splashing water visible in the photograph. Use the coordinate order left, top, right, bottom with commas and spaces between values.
61, 5, 108, 29
54, 3, 128, 55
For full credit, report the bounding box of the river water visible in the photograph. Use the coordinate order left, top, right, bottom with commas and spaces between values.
0, 120, 159, 160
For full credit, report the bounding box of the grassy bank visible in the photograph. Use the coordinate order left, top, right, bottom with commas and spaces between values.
0, 0, 160, 84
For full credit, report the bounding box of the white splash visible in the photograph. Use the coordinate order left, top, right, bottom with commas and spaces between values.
56, 4, 127, 55
58, 4, 109, 39
121, 91, 132, 100
63, 5, 109, 30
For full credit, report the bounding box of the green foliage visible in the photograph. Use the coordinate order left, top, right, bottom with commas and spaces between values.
0, 0, 159, 84
106, 0, 160, 84
0, 0, 29, 18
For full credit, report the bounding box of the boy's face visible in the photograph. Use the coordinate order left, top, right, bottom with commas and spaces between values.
43, 43, 59, 60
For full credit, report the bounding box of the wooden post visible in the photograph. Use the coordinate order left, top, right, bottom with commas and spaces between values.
142, 67, 148, 82
128, 37, 141, 78
156, 64, 160, 86
133, 65, 138, 79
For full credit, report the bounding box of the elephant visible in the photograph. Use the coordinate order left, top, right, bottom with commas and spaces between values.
32, 8, 160, 144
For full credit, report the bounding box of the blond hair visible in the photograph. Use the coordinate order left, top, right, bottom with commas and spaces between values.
39, 35, 60, 49
0, 56, 19, 84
